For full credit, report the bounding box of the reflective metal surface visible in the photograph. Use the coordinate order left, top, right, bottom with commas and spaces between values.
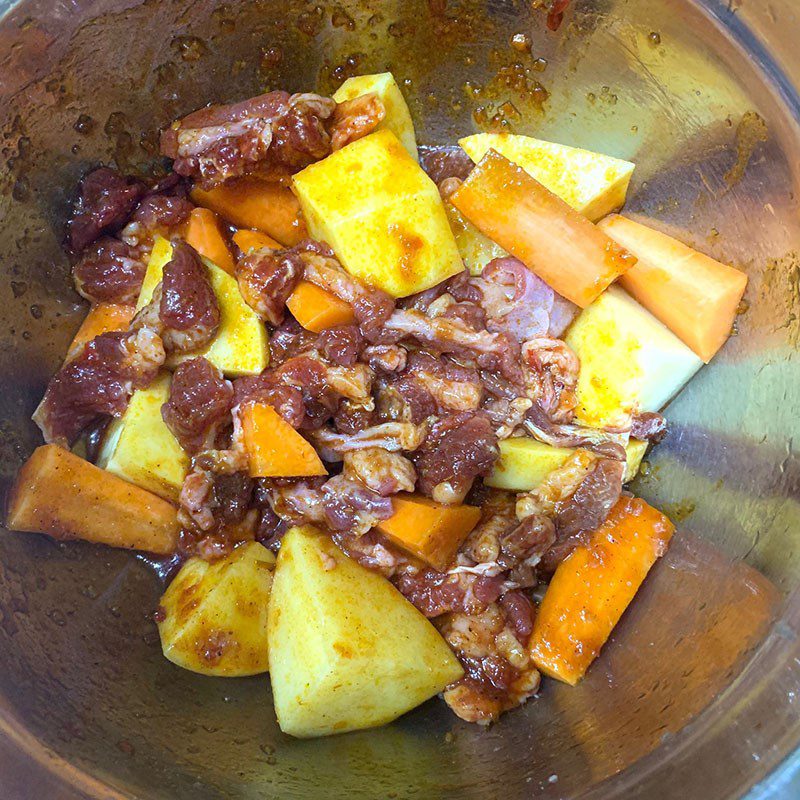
0, 0, 799, 797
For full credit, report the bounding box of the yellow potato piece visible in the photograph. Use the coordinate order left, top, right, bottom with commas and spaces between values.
565, 286, 702, 429
293, 129, 464, 298
158, 542, 275, 677
445, 202, 507, 277
333, 72, 418, 159
268, 526, 463, 737
97, 372, 189, 502
486, 437, 649, 491
459, 133, 635, 222
138, 237, 269, 377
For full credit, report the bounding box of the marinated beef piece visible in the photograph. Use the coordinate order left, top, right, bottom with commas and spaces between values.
120, 193, 194, 252
67, 167, 145, 253
521, 337, 580, 424
439, 600, 540, 724
475, 257, 578, 341
342, 447, 416, 496
401, 352, 483, 413
384, 309, 522, 384
418, 144, 474, 185
254, 501, 289, 552
269, 316, 318, 365
333, 399, 376, 434
72, 237, 145, 304
329, 93, 385, 151
321, 473, 394, 535
234, 374, 306, 429
33, 328, 164, 446
162, 358, 234, 454
631, 410, 668, 443
301, 245, 395, 339
316, 325, 362, 366
133, 241, 220, 353
311, 421, 426, 458
161, 91, 336, 187
332, 529, 407, 578
235, 245, 304, 325
393, 567, 504, 618
413, 411, 498, 504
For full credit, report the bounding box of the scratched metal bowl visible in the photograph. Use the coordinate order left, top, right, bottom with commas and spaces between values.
1, 0, 799, 797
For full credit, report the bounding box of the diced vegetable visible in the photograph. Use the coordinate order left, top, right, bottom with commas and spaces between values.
191, 177, 307, 246
486, 437, 649, 490
450, 150, 636, 308
184, 207, 235, 274
239, 402, 327, 478
6, 445, 179, 554
459, 133, 635, 222
333, 72, 418, 159
293, 129, 464, 298
529, 496, 674, 685
232, 228, 282, 254
564, 286, 703, 428
97, 372, 189, 502
267, 526, 463, 737
285, 280, 356, 332
158, 542, 275, 677
65, 303, 135, 363
598, 214, 748, 362
376, 494, 481, 571
138, 237, 269, 377
445, 203, 508, 276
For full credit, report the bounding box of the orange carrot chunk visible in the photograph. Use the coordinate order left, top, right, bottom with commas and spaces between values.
6, 445, 180, 554
191, 177, 307, 247
65, 303, 135, 363
286, 280, 356, 333
599, 214, 749, 362
450, 150, 636, 308
184, 207, 235, 274
376, 494, 481, 571
239, 403, 327, 478
529, 495, 674, 686
232, 228, 282, 255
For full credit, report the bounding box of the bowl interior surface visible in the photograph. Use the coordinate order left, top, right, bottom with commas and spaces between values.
0, 0, 799, 798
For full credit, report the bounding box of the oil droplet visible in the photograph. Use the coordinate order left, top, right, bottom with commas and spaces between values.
29, 304, 42, 319
648, 31, 661, 46
510, 33, 532, 53
73, 114, 94, 134
331, 6, 355, 29
172, 35, 207, 62
11, 178, 29, 202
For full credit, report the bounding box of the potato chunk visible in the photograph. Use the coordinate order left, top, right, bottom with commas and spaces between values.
138, 237, 269, 377
158, 542, 275, 676
7, 445, 179, 554
486, 437, 649, 490
97, 372, 189, 502
333, 72, 418, 159
268, 526, 463, 737
564, 286, 703, 429
293, 129, 464, 298
459, 133, 635, 222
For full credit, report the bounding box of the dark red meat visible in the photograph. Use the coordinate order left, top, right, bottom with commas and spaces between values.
316, 325, 362, 367
631, 410, 668, 443
162, 358, 234, 453
235, 245, 304, 325
418, 144, 474, 185
67, 167, 146, 253
72, 237, 144, 304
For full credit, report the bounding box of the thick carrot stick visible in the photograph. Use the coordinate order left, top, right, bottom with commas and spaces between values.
184, 207, 235, 274
376, 494, 481, 571
599, 214, 748, 362
191, 178, 307, 246
232, 228, 282, 254
7, 445, 180, 554
65, 303, 135, 363
286, 280, 356, 332
529, 495, 674, 685
450, 150, 636, 308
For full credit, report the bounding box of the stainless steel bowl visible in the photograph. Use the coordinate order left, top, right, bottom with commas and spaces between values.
1, 1, 799, 797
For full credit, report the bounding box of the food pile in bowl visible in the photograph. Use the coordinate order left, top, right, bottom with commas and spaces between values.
6, 72, 748, 737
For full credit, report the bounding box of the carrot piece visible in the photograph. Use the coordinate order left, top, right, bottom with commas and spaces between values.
184, 207, 235, 274
450, 150, 636, 308
376, 494, 481, 571
65, 303, 135, 363
6, 445, 180, 554
598, 214, 748, 362
191, 177, 307, 246
232, 228, 282, 254
286, 280, 356, 333
239, 403, 327, 478
529, 496, 674, 685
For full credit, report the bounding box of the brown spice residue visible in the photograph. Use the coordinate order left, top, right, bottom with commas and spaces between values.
725, 111, 768, 187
